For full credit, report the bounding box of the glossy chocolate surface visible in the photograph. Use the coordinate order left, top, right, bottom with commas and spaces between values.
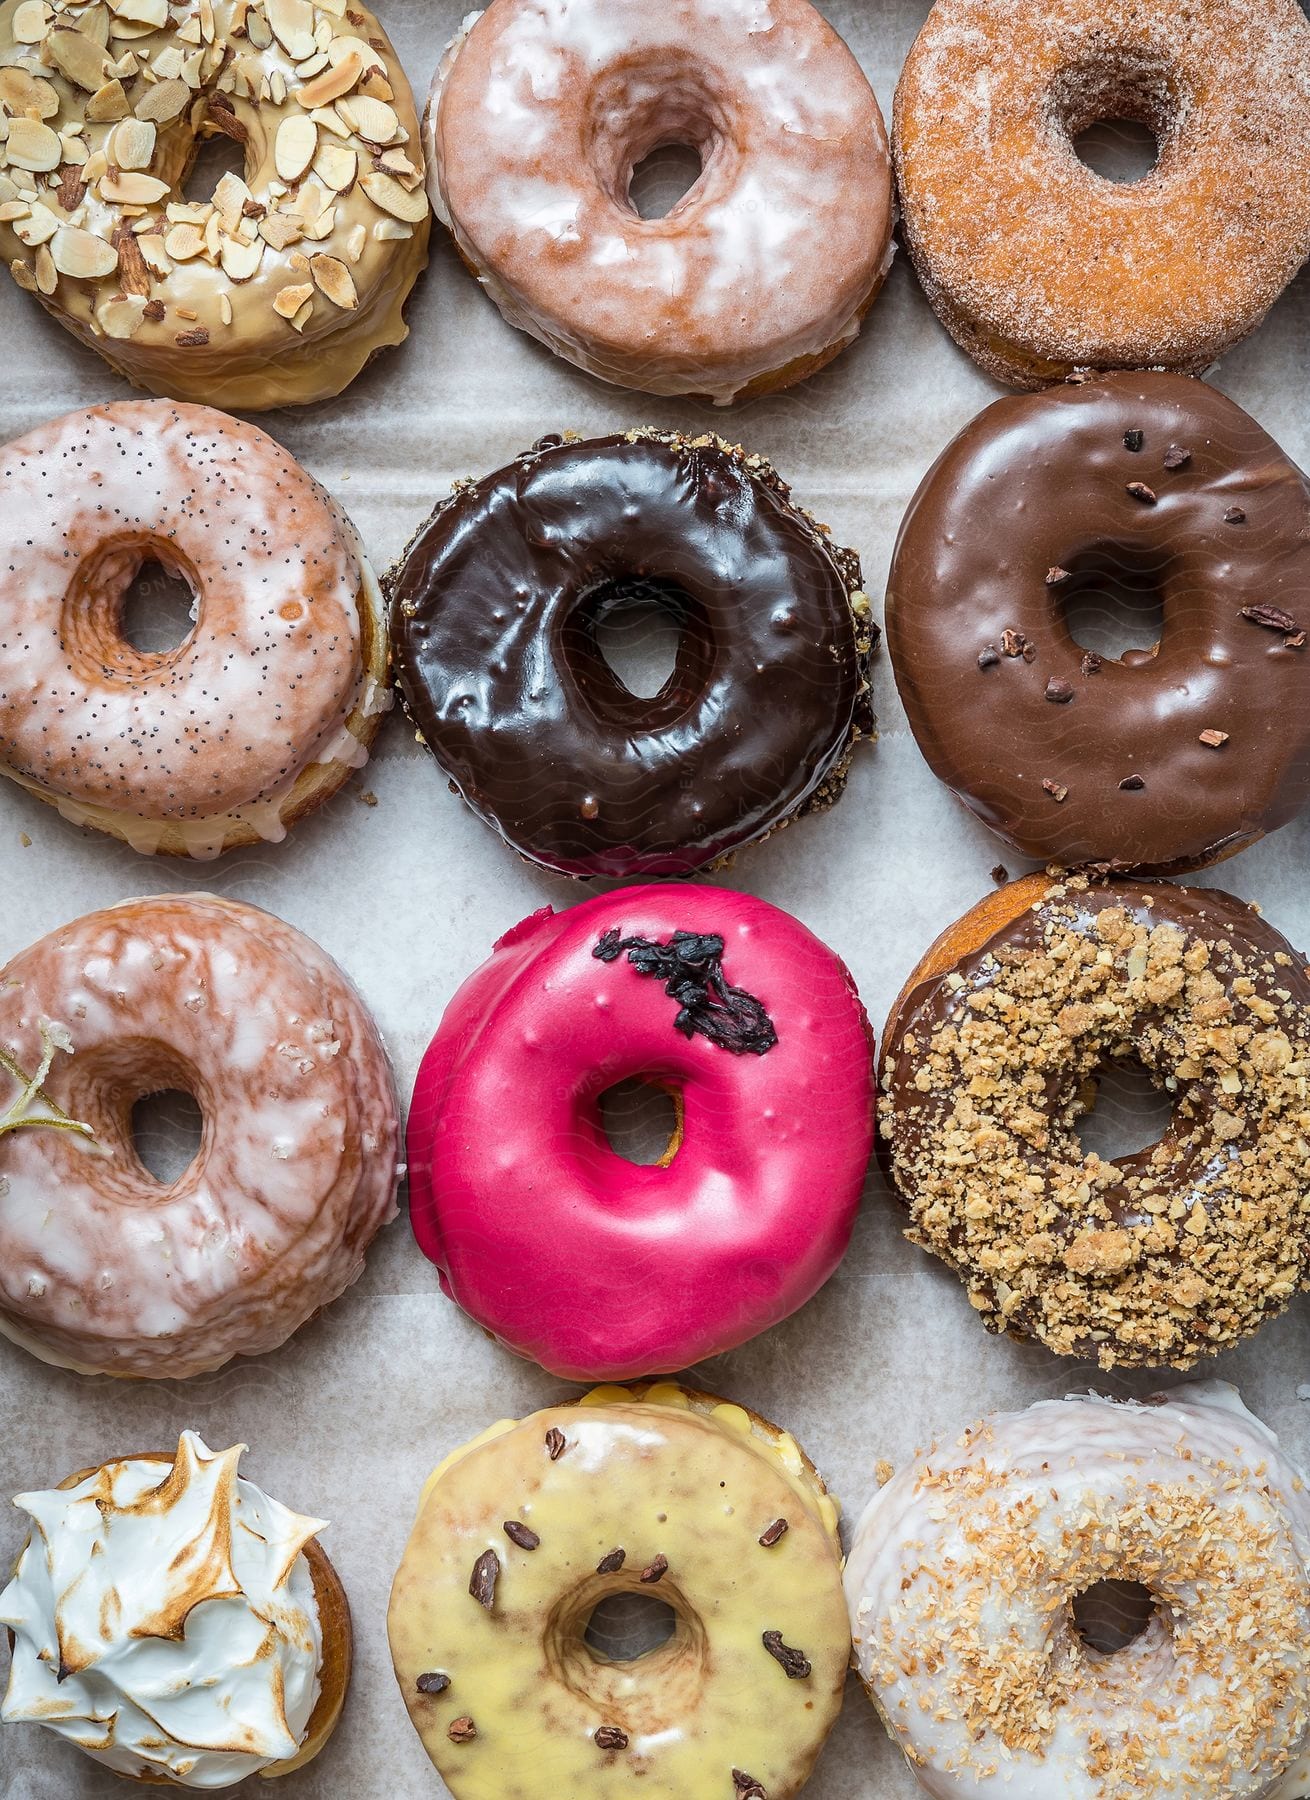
389, 432, 872, 878
886, 373, 1310, 872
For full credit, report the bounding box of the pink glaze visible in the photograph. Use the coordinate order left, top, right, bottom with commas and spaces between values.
406, 885, 875, 1379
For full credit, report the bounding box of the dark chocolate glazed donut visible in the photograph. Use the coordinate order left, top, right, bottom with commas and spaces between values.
886, 373, 1310, 872
388, 431, 874, 878
880, 871, 1310, 1368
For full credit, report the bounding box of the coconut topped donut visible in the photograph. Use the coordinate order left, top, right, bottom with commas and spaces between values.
844, 1382, 1310, 1798
880, 872, 1310, 1368
0, 0, 429, 407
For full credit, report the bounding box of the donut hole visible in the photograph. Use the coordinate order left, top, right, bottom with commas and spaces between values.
1071, 1579, 1158, 1654
62, 539, 201, 681
130, 1089, 205, 1186
628, 143, 705, 220
1054, 550, 1166, 663
584, 1591, 679, 1662
1074, 1056, 1174, 1164
182, 130, 248, 204
1052, 54, 1178, 186
564, 577, 714, 726
119, 559, 199, 655
599, 1078, 684, 1167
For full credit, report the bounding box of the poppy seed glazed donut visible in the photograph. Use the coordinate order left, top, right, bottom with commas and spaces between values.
0, 400, 389, 857
424, 0, 894, 401
894, 0, 1310, 387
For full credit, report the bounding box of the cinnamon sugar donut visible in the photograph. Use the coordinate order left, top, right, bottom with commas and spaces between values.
894, 0, 1310, 388
0, 893, 401, 1378
424, 0, 894, 402
880, 872, 1310, 1369
0, 400, 389, 857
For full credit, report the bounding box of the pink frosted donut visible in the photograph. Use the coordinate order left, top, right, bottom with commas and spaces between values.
407, 886, 875, 1378
424, 0, 894, 402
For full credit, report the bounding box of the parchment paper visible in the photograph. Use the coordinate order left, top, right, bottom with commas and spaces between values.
2, 2, 1309, 1793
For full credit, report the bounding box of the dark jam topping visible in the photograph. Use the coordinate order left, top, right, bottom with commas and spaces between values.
593, 928, 778, 1056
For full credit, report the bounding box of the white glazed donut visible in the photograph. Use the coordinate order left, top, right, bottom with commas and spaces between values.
0, 893, 401, 1378
424, 0, 895, 402
844, 1383, 1310, 1799
0, 399, 389, 857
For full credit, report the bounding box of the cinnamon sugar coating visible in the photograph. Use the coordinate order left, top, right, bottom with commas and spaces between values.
881, 875, 1310, 1367
894, 0, 1310, 387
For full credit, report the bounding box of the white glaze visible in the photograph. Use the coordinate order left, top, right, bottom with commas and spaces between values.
0, 401, 382, 853
1, 1432, 324, 1789
845, 1383, 1310, 1798
425, 0, 894, 401
0, 893, 401, 1377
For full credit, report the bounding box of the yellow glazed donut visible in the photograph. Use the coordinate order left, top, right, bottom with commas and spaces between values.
0, 400, 389, 856
0, 0, 429, 408
894, 0, 1310, 388
387, 1384, 849, 1800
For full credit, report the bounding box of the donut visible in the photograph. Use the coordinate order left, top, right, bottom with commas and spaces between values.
388, 1382, 850, 1800
0, 893, 401, 1377
0, 0, 429, 408
879, 871, 1310, 1368
844, 1383, 1310, 1798
406, 885, 875, 1380
389, 430, 875, 880
885, 373, 1310, 873
1, 1431, 352, 1787
423, 0, 893, 401
0, 400, 390, 857
894, 0, 1310, 387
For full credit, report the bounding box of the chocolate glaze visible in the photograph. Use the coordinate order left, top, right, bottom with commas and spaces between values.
886, 373, 1310, 872
882, 876, 1310, 1364
388, 432, 873, 878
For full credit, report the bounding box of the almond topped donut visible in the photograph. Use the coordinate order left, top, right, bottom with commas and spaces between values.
0, 893, 401, 1377
0, 400, 389, 857
424, 0, 894, 401
0, 0, 429, 408
879, 872, 1310, 1369
894, 0, 1310, 387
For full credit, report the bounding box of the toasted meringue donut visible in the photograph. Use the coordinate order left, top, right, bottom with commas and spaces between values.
0, 894, 401, 1378
1, 1431, 352, 1788
844, 1383, 1310, 1799
0, 0, 429, 409
425, 0, 894, 402
0, 400, 389, 858
894, 0, 1310, 387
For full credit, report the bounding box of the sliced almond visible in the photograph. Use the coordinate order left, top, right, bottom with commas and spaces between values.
309, 250, 355, 308
312, 139, 354, 192
359, 169, 427, 223
327, 31, 382, 73
11, 0, 51, 43
9, 256, 38, 291
85, 77, 130, 120
342, 218, 364, 262
310, 103, 351, 139
372, 215, 411, 241
107, 0, 168, 23
80, 4, 112, 47
266, 0, 314, 57
257, 209, 301, 249
138, 232, 170, 273
357, 68, 393, 103
115, 226, 151, 293
0, 200, 30, 222
0, 67, 60, 118
34, 241, 56, 291
218, 289, 231, 324
13, 203, 58, 244
150, 43, 185, 77
4, 118, 61, 171
134, 76, 190, 122
244, 7, 272, 48
301, 201, 335, 239
51, 223, 118, 278
59, 134, 89, 166
163, 219, 204, 260
289, 293, 313, 331
338, 93, 397, 143
295, 48, 360, 108
107, 116, 156, 170
176, 12, 201, 41
294, 49, 327, 77
96, 292, 145, 337
99, 170, 168, 204
212, 169, 252, 233
46, 25, 111, 92
218, 231, 261, 279
273, 278, 312, 318
274, 113, 316, 183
